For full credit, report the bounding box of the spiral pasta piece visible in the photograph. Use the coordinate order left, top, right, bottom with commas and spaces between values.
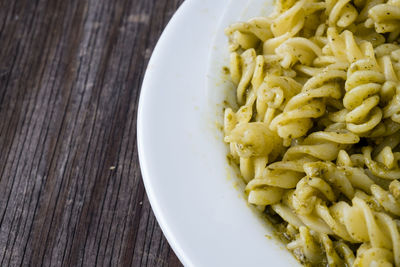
316, 27, 375, 67
255, 75, 302, 123
344, 58, 386, 134
355, 0, 386, 22
275, 37, 322, 68
326, 0, 358, 27
281, 131, 360, 168
368, 0, 400, 40
287, 226, 325, 264
306, 161, 374, 196
360, 180, 400, 216
224, 122, 284, 184
245, 160, 305, 206
376, 47, 400, 82
225, 17, 272, 51
354, 244, 394, 266
270, 0, 307, 37
263, 0, 324, 55
224, 91, 255, 137
229, 49, 258, 105
335, 240, 356, 266
363, 146, 400, 179
289, 159, 374, 225
382, 80, 400, 124
270, 65, 346, 143
287, 226, 356, 266
320, 233, 349, 266
345, 197, 400, 266
375, 52, 400, 130
246, 131, 360, 208
225, 122, 283, 159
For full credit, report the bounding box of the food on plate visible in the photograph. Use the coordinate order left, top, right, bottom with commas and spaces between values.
223, 0, 400, 266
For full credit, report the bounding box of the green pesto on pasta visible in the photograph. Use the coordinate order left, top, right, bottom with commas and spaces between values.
223, 0, 400, 266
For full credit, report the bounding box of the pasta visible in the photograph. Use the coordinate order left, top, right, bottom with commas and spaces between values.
223, 0, 400, 266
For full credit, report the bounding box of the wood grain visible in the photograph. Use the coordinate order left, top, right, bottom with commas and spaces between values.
0, 0, 184, 266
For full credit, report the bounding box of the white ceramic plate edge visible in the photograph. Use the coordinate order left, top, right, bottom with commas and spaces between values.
138, 1, 301, 266
138, 2, 228, 266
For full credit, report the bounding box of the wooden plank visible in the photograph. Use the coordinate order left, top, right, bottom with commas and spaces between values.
0, 0, 184, 266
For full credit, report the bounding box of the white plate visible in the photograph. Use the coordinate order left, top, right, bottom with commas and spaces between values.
137, 0, 301, 266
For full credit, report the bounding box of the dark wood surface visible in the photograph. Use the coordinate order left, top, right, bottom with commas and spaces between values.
0, 0, 184, 266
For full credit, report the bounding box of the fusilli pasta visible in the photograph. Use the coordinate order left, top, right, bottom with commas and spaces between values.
223, 0, 400, 265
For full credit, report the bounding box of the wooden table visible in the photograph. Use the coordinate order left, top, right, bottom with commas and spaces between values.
0, 0, 184, 266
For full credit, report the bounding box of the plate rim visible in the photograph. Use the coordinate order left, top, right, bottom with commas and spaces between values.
137, 1, 301, 266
